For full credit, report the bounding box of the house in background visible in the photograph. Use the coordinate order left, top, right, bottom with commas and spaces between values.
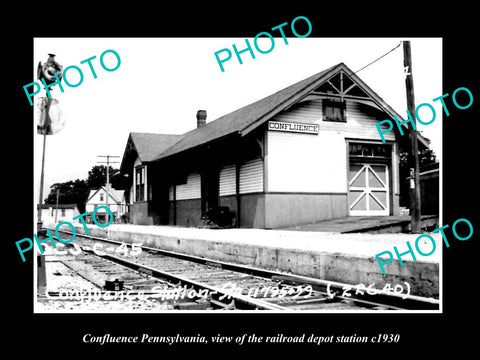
40, 203, 80, 227
85, 185, 126, 223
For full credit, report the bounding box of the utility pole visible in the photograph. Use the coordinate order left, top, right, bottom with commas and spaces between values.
96, 155, 120, 223
403, 40, 422, 233
54, 187, 60, 223
38, 113, 48, 226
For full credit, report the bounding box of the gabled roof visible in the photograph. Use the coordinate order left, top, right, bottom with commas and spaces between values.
130, 132, 182, 162
86, 186, 125, 204
153, 63, 341, 161
121, 62, 430, 168
120, 132, 182, 173
152, 62, 428, 161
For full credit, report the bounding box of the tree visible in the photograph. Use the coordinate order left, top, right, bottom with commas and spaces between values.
399, 148, 436, 168
45, 179, 89, 212
87, 165, 118, 189
45, 165, 127, 212
399, 148, 437, 207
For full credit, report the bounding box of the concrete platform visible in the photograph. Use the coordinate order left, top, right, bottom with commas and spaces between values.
283, 215, 439, 233
70, 224, 441, 299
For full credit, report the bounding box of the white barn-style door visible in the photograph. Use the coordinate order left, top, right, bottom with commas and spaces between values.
348, 163, 389, 216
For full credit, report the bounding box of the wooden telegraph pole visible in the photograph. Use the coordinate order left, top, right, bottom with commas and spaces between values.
96, 155, 120, 223
54, 187, 60, 223
403, 40, 422, 233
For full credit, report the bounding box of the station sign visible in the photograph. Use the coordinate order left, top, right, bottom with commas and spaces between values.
268, 121, 319, 135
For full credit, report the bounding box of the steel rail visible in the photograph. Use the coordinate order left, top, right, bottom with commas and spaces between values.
51, 232, 285, 310
83, 249, 288, 311
56, 230, 440, 310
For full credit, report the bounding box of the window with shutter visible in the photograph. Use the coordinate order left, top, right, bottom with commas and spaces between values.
135, 166, 145, 202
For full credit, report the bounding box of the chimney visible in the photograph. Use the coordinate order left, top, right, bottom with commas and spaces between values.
196, 110, 207, 128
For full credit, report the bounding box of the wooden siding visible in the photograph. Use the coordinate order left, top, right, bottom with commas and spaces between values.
267, 98, 397, 193
341, 100, 396, 141
277, 99, 395, 141
267, 130, 347, 193
173, 172, 201, 200
219, 164, 236, 196
239, 158, 263, 194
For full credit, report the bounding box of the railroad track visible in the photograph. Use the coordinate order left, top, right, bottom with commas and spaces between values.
46, 230, 440, 311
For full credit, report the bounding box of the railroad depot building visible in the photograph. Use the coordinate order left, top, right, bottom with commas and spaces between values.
120, 62, 429, 228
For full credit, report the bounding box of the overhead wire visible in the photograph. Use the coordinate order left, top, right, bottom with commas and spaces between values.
353, 41, 402, 75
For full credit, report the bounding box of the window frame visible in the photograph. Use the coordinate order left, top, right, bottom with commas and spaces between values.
135, 166, 145, 202
322, 98, 347, 123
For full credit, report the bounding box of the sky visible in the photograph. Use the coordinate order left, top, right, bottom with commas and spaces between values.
33, 37, 442, 203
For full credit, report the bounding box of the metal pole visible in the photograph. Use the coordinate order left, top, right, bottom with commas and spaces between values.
403, 41, 422, 233
38, 131, 47, 227
38, 96, 53, 228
